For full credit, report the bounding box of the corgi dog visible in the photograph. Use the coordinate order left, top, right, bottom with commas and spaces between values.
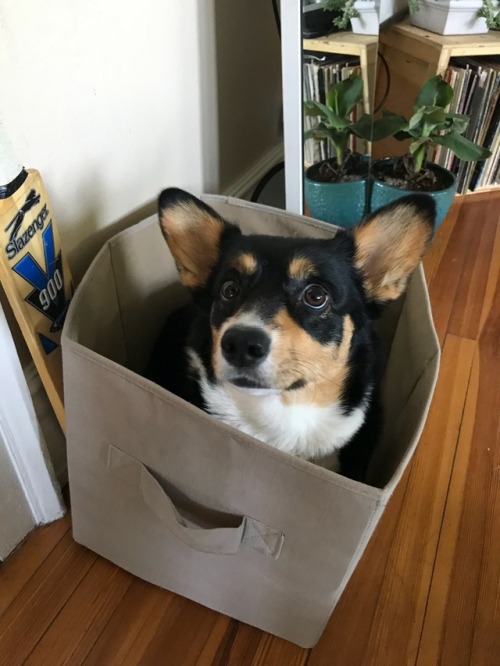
146, 188, 435, 481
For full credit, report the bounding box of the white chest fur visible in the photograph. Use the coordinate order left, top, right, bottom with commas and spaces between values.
188, 350, 367, 467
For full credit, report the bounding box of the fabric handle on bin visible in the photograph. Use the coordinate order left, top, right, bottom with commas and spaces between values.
107, 444, 284, 559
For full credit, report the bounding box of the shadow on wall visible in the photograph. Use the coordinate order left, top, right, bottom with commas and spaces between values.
68, 196, 157, 284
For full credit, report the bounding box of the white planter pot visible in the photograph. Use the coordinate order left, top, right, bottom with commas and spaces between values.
350, 1, 380, 35
379, 0, 408, 23
409, 0, 489, 35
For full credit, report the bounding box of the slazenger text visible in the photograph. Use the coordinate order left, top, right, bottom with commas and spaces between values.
6, 204, 49, 260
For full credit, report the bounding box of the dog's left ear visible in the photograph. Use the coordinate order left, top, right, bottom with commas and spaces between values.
158, 188, 240, 289
353, 194, 435, 304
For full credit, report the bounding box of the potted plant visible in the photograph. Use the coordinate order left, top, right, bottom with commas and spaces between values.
370, 75, 492, 225
478, 0, 500, 27
408, 0, 496, 35
323, 0, 379, 34
304, 73, 399, 226
302, 0, 342, 39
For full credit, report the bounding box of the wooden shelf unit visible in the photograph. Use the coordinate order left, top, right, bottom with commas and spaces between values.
380, 19, 500, 83
303, 31, 379, 113
376, 20, 500, 193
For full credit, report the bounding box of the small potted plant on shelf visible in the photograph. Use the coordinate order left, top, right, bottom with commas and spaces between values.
323, 0, 379, 35
370, 75, 492, 225
408, 0, 497, 35
478, 0, 500, 28
302, 0, 342, 39
304, 73, 400, 226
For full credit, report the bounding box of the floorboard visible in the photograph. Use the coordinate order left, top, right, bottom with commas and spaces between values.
0, 193, 499, 665
0, 514, 71, 618
308, 335, 475, 666
25, 557, 133, 666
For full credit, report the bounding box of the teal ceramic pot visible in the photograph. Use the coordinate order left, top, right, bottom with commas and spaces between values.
304, 159, 368, 227
370, 159, 457, 228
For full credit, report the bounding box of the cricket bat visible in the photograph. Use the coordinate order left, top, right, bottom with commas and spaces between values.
1, 125, 73, 431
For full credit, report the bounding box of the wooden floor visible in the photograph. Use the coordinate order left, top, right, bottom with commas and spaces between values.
1, 193, 499, 665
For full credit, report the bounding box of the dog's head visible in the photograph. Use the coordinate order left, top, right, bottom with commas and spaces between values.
158, 188, 434, 401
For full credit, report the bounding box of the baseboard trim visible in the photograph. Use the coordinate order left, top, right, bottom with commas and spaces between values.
222, 143, 284, 200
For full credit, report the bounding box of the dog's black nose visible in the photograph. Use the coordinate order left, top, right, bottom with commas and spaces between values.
221, 326, 270, 368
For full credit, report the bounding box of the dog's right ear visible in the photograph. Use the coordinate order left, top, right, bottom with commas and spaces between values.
158, 188, 240, 289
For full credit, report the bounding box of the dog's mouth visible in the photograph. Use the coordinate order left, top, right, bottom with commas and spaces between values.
228, 376, 307, 393
229, 377, 271, 390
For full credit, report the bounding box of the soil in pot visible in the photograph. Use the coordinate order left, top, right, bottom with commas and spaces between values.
307, 152, 368, 183
371, 156, 453, 192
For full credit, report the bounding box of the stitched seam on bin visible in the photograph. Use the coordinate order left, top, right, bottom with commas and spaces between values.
68, 344, 384, 501
382, 348, 440, 492
372, 351, 438, 488
62, 245, 112, 344
108, 246, 131, 369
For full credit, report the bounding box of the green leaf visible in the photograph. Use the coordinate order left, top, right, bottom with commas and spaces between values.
422, 107, 446, 126
304, 100, 331, 118
304, 100, 351, 129
304, 128, 319, 141
326, 75, 363, 117
408, 138, 429, 173
415, 76, 453, 109
408, 108, 426, 130
436, 79, 454, 108
443, 113, 470, 135
368, 113, 407, 141
409, 137, 430, 154
324, 114, 352, 130
422, 108, 447, 136
304, 101, 344, 127
414, 76, 441, 107
432, 132, 492, 161
305, 125, 346, 150
350, 114, 374, 140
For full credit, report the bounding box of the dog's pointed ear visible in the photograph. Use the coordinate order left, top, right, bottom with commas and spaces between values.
354, 194, 435, 304
158, 188, 240, 289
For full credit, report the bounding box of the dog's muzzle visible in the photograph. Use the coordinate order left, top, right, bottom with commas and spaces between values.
220, 326, 270, 369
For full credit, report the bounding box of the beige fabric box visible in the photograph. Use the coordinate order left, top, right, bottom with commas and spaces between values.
62, 196, 440, 648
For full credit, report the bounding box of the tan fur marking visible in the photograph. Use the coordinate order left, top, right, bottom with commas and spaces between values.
288, 256, 316, 281
232, 253, 258, 275
160, 201, 224, 288
211, 307, 353, 407
271, 311, 354, 407
355, 204, 432, 302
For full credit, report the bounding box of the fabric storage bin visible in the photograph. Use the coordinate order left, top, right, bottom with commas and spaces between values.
61, 196, 440, 648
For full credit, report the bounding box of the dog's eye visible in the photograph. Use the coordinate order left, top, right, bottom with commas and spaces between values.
221, 279, 240, 301
302, 284, 328, 309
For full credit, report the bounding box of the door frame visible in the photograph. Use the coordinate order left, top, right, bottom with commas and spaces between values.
0, 302, 65, 529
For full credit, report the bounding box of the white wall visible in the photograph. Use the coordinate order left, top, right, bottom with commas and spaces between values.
0, 0, 283, 279
0, 1, 219, 554
0, 1, 283, 535
0, 0, 218, 280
